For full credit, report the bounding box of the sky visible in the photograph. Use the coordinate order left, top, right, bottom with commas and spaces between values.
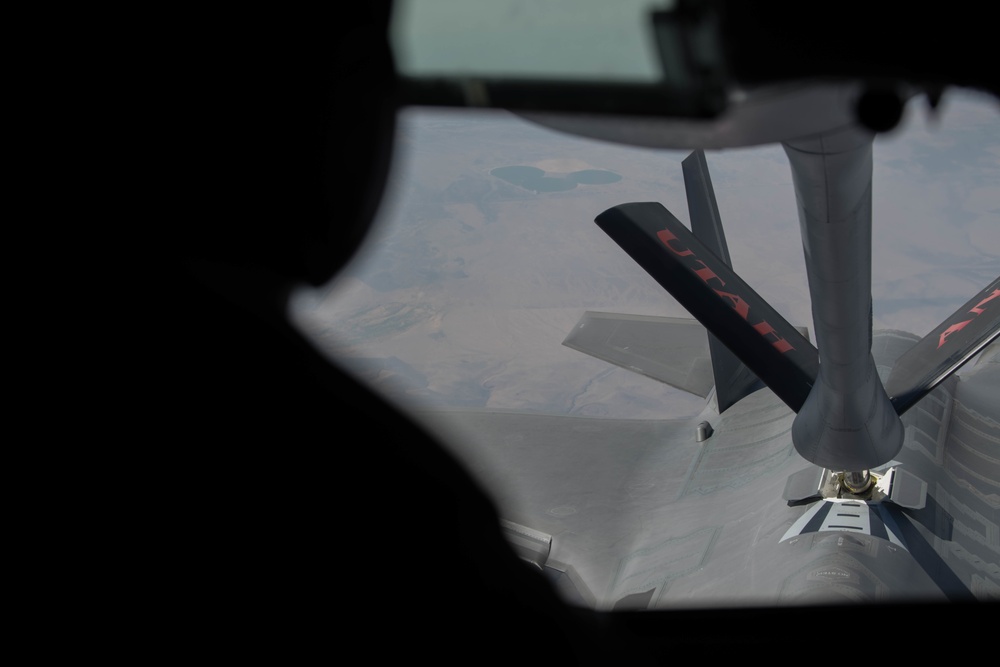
290, 89, 999, 422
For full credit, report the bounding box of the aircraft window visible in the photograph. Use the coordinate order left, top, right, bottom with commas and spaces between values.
291, 90, 999, 608
390, 0, 671, 82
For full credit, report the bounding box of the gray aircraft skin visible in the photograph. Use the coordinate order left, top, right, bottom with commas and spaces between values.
404, 84, 1000, 609
417, 334, 997, 608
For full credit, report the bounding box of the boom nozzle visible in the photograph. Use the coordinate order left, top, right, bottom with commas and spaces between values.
842, 470, 872, 495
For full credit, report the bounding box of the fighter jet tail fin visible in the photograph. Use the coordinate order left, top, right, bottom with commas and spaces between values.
595, 201, 819, 413
886, 276, 1000, 414
682, 150, 766, 412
